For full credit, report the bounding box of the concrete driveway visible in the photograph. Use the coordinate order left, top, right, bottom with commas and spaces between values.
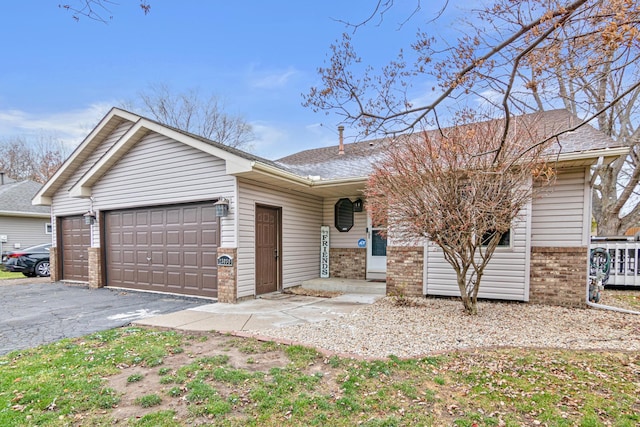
0, 281, 208, 356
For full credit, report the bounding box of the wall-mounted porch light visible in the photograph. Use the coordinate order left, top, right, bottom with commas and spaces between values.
83, 210, 96, 225
214, 198, 230, 217
353, 198, 364, 212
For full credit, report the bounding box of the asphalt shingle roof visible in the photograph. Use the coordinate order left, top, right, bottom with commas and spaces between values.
0, 180, 50, 214
275, 109, 623, 180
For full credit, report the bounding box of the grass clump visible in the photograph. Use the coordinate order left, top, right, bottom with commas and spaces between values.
135, 393, 162, 408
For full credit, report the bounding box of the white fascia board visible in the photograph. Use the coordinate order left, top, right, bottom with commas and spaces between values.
32, 195, 52, 206
311, 176, 368, 188
553, 146, 629, 164
0, 211, 50, 218
250, 161, 313, 186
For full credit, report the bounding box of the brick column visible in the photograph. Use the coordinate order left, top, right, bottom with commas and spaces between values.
529, 246, 588, 307
217, 248, 237, 303
88, 247, 104, 289
329, 248, 366, 279
50, 246, 60, 282
386, 246, 424, 297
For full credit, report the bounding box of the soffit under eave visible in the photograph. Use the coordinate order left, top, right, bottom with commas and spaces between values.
233, 169, 366, 198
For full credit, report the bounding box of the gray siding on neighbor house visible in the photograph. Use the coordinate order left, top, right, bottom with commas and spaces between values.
322, 196, 368, 248
531, 168, 590, 247
0, 216, 51, 254
51, 121, 135, 238
237, 178, 323, 298
91, 132, 237, 248
425, 201, 531, 301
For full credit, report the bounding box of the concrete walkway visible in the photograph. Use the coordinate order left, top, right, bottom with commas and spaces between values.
133, 292, 382, 333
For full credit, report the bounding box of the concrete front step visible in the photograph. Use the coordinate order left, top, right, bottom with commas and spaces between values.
300, 278, 386, 295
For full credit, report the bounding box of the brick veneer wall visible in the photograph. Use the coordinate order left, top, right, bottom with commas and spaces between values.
88, 247, 103, 289
529, 246, 588, 307
329, 248, 366, 279
386, 246, 424, 297
217, 248, 237, 303
50, 246, 60, 282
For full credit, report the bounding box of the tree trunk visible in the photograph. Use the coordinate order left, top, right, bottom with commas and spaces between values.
457, 275, 478, 315
597, 216, 623, 236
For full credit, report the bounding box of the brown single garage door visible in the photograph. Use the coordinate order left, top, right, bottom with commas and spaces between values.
105, 202, 219, 298
59, 216, 91, 281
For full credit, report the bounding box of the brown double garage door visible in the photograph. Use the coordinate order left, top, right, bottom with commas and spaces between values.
104, 202, 220, 298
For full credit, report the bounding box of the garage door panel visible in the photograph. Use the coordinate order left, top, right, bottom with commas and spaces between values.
183, 208, 198, 223
166, 251, 181, 266
183, 230, 198, 245
122, 213, 135, 226
151, 251, 163, 264
151, 231, 164, 245
167, 271, 181, 286
167, 209, 180, 224
106, 202, 218, 298
122, 232, 134, 245
202, 230, 217, 245
136, 212, 148, 225
167, 231, 180, 245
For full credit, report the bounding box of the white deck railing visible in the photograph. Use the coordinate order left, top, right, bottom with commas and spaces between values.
590, 240, 640, 286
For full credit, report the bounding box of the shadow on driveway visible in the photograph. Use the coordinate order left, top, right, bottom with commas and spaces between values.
0, 281, 210, 356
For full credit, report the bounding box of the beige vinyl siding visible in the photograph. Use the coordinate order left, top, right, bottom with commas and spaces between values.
0, 216, 51, 253
50, 121, 135, 240
531, 168, 589, 247
237, 178, 323, 298
322, 196, 367, 248
425, 202, 531, 301
91, 132, 237, 248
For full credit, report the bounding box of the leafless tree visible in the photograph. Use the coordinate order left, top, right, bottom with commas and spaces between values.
304, 0, 639, 158
130, 84, 254, 150
0, 135, 70, 184
59, 0, 150, 23
366, 110, 554, 314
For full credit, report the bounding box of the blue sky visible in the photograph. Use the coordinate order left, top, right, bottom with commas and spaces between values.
0, 1, 460, 159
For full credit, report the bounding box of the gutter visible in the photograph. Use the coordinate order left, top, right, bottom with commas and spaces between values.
250, 161, 367, 188
553, 146, 629, 163
0, 210, 50, 218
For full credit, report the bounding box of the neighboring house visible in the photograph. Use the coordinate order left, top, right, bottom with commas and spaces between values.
33, 108, 626, 307
0, 175, 51, 258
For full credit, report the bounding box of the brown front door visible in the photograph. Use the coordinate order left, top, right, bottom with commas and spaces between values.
255, 205, 280, 295
59, 216, 91, 281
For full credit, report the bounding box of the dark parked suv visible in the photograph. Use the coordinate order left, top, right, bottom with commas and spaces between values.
1, 243, 51, 277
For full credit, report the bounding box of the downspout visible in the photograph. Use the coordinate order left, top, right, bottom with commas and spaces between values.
586, 300, 640, 315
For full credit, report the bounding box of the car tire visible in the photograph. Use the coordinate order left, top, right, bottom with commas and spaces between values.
35, 261, 50, 277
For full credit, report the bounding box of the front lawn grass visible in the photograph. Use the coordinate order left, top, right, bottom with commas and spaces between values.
0, 270, 24, 279
0, 328, 638, 426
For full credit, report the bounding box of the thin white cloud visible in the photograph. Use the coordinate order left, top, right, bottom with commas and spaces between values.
250, 121, 290, 158
0, 103, 112, 148
249, 66, 298, 89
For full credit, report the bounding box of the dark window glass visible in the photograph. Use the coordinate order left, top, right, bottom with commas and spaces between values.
481, 229, 511, 247
372, 230, 387, 256
334, 198, 354, 232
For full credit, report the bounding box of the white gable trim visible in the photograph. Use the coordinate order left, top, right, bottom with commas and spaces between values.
68, 117, 255, 198
32, 108, 139, 206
